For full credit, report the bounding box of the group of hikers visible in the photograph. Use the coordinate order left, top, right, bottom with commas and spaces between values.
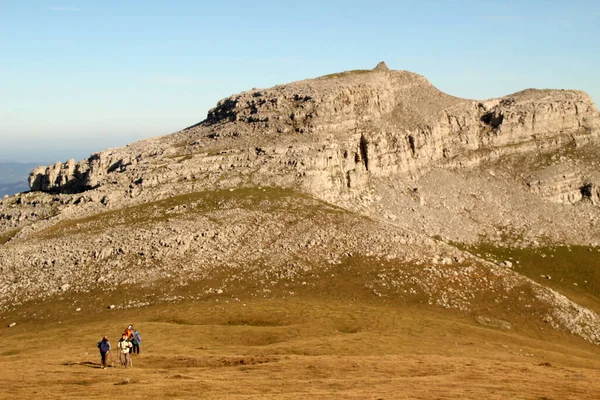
96, 324, 142, 369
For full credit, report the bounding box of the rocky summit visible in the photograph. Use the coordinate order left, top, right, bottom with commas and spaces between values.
2, 63, 600, 344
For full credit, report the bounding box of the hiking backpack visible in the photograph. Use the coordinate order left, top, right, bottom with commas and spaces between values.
134, 331, 142, 344
98, 340, 110, 353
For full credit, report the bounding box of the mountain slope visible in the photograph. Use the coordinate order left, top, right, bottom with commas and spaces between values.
1, 64, 600, 346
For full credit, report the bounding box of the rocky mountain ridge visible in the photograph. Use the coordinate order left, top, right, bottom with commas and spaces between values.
21, 66, 598, 217
28, 68, 600, 202
6, 64, 598, 246
1, 63, 600, 345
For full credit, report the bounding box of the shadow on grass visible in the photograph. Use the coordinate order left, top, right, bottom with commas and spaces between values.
62, 361, 105, 369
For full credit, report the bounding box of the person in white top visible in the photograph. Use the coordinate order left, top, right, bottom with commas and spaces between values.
117, 333, 133, 367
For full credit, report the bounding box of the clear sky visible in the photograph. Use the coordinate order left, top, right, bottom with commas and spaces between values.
1, 0, 599, 163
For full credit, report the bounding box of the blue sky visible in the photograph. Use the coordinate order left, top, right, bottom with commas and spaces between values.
1, 0, 599, 162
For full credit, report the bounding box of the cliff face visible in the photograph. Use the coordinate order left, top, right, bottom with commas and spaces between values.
27, 67, 600, 207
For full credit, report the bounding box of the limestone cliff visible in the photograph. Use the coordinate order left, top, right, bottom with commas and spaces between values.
27, 66, 600, 208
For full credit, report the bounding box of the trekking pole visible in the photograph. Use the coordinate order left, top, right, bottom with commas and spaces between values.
109, 350, 114, 368
128, 342, 133, 368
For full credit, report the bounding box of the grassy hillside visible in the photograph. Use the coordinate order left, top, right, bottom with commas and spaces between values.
1, 240, 599, 398
1, 293, 600, 399
2, 187, 600, 398
466, 245, 600, 313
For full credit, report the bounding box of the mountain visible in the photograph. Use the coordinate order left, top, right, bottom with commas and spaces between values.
0, 181, 29, 198
0, 162, 41, 184
0, 162, 42, 197
1, 63, 600, 350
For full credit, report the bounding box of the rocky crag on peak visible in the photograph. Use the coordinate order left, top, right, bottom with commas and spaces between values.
27, 63, 599, 205
2, 63, 600, 345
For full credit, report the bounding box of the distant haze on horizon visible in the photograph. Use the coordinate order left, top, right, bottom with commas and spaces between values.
1, 0, 599, 163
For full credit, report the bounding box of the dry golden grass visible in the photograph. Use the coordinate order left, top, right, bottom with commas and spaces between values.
1, 297, 599, 399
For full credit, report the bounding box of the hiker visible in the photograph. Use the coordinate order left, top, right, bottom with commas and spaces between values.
117, 333, 132, 367
130, 327, 142, 354
125, 325, 134, 342
97, 336, 111, 369
125, 324, 141, 354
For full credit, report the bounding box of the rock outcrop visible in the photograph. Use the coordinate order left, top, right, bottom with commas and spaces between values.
3, 64, 598, 248
27, 66, 600, 207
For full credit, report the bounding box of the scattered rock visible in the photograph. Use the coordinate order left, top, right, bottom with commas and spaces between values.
475, 316, 512, 330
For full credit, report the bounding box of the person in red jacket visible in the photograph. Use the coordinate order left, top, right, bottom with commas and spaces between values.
125, 324, 134, 341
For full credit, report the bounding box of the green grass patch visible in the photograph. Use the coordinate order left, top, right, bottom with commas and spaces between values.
320, 70, 373, 80
0, 228, 20, 244
33, 187, 344, 240
464, 244, 600, 312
